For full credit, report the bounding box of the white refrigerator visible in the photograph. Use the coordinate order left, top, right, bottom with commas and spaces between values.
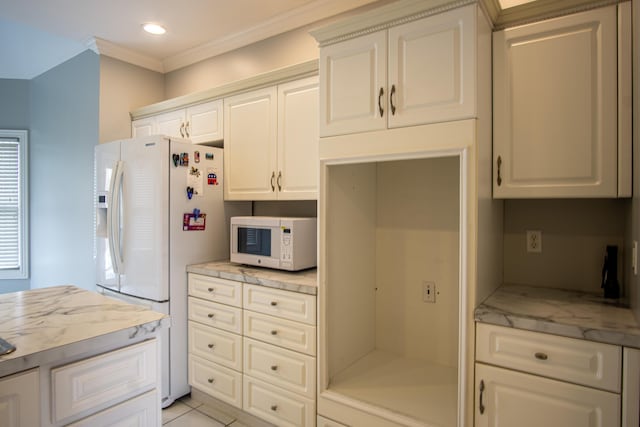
94, 135, 249, 407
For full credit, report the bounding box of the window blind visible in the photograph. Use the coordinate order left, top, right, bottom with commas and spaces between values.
0, 139, 20, 270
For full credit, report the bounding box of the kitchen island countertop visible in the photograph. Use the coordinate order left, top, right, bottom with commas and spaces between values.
187, 260, 317, 295
0, 285, 167, 377
475, 284, 640, 348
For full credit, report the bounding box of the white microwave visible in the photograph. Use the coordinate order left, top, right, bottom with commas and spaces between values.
230, 216, 317, 271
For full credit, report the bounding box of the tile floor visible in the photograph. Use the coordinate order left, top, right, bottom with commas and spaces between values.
162, 394, 275, 427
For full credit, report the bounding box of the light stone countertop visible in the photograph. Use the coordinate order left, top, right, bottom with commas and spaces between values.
475, 284, 640, 348
0, 285, 167, 375
187, 261, 317, 295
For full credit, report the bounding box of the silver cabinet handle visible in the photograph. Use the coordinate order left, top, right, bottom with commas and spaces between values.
378, 87, 384, 117
496, 156, 502, 186
277, 171, 282, 192
479, 380, 485, 414
390, 84, 397, 115
270, 172, 275, 192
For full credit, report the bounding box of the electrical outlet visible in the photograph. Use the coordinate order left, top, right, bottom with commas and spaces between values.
526, 230, 542, 253
422, 282, 436, 303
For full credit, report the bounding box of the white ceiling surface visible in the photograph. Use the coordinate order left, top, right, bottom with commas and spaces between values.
0, 0, 378, 80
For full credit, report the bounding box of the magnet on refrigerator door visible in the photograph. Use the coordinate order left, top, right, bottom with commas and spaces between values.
183, 211, 206, 230
194, 151, 200, 163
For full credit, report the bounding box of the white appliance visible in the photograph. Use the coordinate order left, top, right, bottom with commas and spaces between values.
94, 135, 249, 407
230, 216, 317, 271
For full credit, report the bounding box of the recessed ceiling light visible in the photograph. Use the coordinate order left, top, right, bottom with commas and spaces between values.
143, 23, 166, 35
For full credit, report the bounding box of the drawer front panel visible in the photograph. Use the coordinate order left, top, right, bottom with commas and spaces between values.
51, 339, 158, 423
67, 390, 159, 427
243, 375, 315, 427
244, 310, 316, 355
188, 355, 242, 408
243, 283, 316, 325
476, 323, 621, 392
244, 338, 315, 398
188, 297, 242, 334
189, 321, 242, 371
188, 273, 242, 307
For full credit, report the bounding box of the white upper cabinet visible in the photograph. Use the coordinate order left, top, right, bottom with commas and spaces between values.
224, 76, 319, 201
493, 4, 631, 198
318, 5, 476, 137
131, 99, 224, 144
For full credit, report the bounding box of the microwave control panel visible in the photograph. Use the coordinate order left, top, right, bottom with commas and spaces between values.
280, 227, 293, 266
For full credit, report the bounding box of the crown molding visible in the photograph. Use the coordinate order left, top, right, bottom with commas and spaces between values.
86, 37, 164, 73
162, 0, 378, 73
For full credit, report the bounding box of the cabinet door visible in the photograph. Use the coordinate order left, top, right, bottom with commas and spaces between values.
319, 30, 387, 137
277, 76, 319, 200
475, 363, 620, 427
224, 87, 278, 200
156, 109, 186, 139
131, 117, 156, 138
493, 6, 617, 198
186, 100, 223, 144
388, 5, 476, 128
0, 369, 39, 427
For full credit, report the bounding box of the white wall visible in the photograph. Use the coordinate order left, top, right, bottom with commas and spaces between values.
99, 56, 164, 143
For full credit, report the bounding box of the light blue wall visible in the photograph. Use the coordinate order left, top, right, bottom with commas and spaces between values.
0, 79, 30, 293
29, 50, 99, 291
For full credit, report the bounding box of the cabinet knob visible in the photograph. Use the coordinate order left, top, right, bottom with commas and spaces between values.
207, 287, 215, 292
270, 330, 278, 336
270, 405, 278, 411
270, 301, 278, 307
208, 313, 215, 318
534, 352, 548, 361
271, 365, 278, 371
208, 378, 215, 384
208, 343, 215, 349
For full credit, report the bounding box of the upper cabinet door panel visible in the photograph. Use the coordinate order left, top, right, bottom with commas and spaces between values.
493, 6, 618, 198
187, 100, 223, 143
156, 109, 186, 139
388, 5, 476, 128
319, 31, 387, 137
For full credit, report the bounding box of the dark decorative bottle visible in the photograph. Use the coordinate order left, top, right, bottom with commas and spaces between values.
601, 245, 619, 299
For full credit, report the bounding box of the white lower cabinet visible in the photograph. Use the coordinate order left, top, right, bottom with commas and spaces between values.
51, 339, 159, 425
187, 273, 317, 426
67, 390, 159, 427
475, 323, 625, 427
0, 368, 40, 427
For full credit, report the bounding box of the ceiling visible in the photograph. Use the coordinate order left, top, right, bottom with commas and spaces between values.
0, 0, 380, 80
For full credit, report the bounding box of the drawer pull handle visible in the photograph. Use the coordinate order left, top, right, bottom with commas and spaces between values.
270, 405, 278, 411
535, 352, 548, 361
208, 343, 215, 349
271, 365, 278, 371
270, 330, 278, 335
207, 287, 215, 292
479, 380, 485, 415
270, 301, 278, 306
208, 378, 215, 384
208, 313, 215, 318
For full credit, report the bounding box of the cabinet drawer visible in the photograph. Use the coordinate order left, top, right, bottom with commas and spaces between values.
188, 273, 242, 307
51, 339, 158, 423
189, 296, 242, 334
67, 390, 159, 427
475, 363, 620, 427
244, 337, 315, 398
244, 310, 316, 355
188, 355, 242, 408
189, 321, 242, 371
0, 369, 40, 427
243, 283, 316, 325
243, 375, 316, 427
476, 323, 621, 392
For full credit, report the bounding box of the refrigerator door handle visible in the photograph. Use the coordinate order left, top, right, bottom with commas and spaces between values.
108, 160, 125, 274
